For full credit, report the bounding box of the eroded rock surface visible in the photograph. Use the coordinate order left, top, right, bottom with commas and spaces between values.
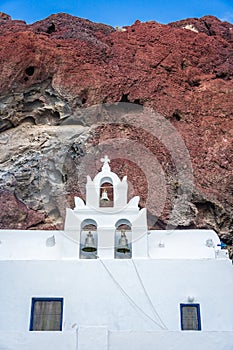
0, 12, 232, 253
0, 190, 45, 229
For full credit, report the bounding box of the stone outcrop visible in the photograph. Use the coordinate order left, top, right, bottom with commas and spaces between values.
0, 12, 232, 253
0, 190, 45, 229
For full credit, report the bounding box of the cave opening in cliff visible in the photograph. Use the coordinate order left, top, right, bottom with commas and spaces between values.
172, 110, 181, 121
133, 98, 142, 105
46, 23, 56, 34
25, 66, 35, 76
22, 116, 36, 125
120, 93, 130, 103
120, 94, 143, 106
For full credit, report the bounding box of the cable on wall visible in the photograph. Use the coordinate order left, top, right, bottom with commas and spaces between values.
99, 259, 166, 330
131, 259, 168, 330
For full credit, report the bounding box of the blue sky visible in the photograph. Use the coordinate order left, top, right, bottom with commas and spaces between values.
1, 0, 233, 26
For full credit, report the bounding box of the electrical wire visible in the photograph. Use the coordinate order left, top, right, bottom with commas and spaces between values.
131, 259, 168, 330
99, 259, 166, 330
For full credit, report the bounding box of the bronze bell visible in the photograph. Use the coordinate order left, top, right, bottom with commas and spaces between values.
116, 230, 130, 254
82, 231, 97, 252
100, 188, 109, 201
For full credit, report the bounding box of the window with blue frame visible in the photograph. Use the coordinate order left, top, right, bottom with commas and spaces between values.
180, 304, 201, 331
30, 298, 63, 331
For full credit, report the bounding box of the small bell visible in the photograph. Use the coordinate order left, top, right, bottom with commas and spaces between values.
82, 231, 97, 252
101, 188, 110, 201
116, 230, 130, 254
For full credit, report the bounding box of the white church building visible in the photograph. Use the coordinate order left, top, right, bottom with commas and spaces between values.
0, 156, 233, 350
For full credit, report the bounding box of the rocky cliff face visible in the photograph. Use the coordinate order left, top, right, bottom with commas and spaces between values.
0, 12, 232, 253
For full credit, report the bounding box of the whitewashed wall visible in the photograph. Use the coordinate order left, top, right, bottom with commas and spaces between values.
0, 330, 233, 350
0, 228, 232, 349
0, 260, 232, 337
0, 229, 225, 260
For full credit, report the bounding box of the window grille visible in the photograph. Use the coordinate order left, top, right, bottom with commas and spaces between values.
180, 304, 201, 331
30, 298, 63, 331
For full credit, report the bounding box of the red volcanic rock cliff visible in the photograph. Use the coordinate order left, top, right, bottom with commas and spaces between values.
0, 12, 232, 253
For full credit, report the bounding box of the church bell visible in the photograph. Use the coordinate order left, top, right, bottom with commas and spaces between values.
82, 231, 97, 252
100, 188, 110, 201
116, 230, 130, 254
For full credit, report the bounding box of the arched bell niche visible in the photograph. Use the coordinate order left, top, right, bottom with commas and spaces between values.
115, 219, 132, 259
99, 177, 114, 207
80, 219, 98, 259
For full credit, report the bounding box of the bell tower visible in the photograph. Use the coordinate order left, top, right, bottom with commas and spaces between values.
85, 155, 128, 210
64, 156, 148, 259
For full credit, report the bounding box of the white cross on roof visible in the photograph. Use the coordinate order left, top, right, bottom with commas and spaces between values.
101, 155, 110, 165
100, 155, 111, 172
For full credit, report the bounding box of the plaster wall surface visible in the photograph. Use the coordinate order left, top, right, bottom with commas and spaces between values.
0, 229, 224, 260
0, 330, 233, 350
109, 331, 233, 350
0, 228, 232, 349
0, 259, 232, 333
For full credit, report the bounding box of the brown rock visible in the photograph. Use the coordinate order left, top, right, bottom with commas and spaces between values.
0, 190, 45, 229
0, 12, 11, 21
0, 13, 232, 249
